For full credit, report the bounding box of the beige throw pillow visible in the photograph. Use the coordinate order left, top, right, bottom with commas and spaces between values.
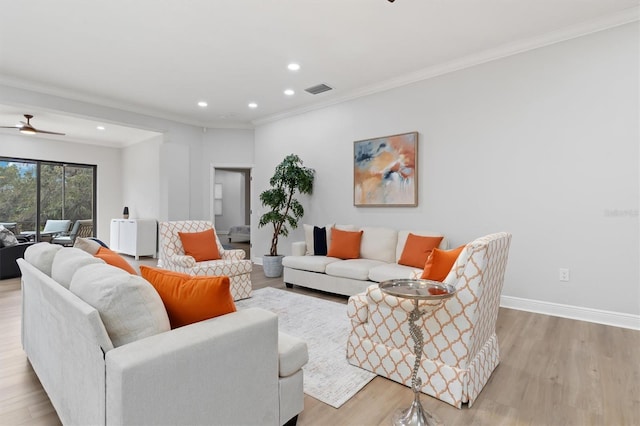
74, 237, 102, 255
70, 263, 170, 347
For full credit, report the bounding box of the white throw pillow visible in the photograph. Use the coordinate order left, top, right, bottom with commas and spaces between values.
0, 224, 18, 247
51, 247, 105, 289
360, 227, 398, 263
24, 242, 64, 276
70, 263, 170, 347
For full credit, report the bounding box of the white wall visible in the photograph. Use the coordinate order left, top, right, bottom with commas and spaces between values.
0, 133, 121, 242
254, 23, 639, 317
201, 128, 254, 220
122, 135, 162, 220
0, 84, 207, 221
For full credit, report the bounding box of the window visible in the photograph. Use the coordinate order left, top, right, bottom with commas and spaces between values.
0, 157, 96, 241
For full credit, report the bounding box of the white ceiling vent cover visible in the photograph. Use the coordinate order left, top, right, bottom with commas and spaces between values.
305, 84, 333, 95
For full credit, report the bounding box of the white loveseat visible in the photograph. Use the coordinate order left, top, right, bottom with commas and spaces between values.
282, 226, 447, 296
19, 243, 307, 426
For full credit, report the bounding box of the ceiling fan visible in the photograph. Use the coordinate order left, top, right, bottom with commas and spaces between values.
0, 114, 66, 136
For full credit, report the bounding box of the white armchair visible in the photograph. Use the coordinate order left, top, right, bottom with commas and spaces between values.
346, 232, 512, 408
158, 220, 252, 300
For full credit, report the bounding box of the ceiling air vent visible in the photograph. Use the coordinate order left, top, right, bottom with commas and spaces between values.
305, 83, 333, 95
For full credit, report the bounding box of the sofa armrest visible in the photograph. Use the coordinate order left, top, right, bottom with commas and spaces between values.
165, 254, 196, 268
291, 241, 306, 256
106, 308, 280, 426
221, 248, 246, 260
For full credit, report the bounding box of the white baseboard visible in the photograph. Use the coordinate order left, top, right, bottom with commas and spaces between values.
500, 296, 640, 331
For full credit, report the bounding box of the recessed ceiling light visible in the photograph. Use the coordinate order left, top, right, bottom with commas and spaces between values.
287, 63, 300, 71
284, 89, 295, 96
96, 126, 105, 131
248, 102, 258, 109
198, 101, 208, 107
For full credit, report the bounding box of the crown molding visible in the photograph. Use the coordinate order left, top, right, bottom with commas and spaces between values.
253, 6, 639, 126
1, 6, 637, 131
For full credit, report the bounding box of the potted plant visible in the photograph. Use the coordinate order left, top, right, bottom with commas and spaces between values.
258, 154, 314, 277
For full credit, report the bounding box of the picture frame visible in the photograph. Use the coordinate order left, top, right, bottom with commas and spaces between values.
354, 131, 418, 207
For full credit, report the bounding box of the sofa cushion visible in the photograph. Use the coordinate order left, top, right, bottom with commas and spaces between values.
325, 259, 386, 281
397, 234, 444, 268
360, 227, 398, 263
421, 245, 466, 281
94, 247, 137, 274
51, 247, 105, 289
140, 266, 236, 329
24, 242, 64, 276
396, 230, 447, 262
178, 228, 221, 261
368, 263, 422, 283
69, 263, 170, 347
327, 228, 363, 260
278, 332, 309, 378
282, 255, 339, 273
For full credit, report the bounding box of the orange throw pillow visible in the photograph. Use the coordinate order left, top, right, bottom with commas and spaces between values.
140, 266, 236, 329
94, 247, 137, 275
398, 234, 444, 268
421, 245, 466, 282
178, 229, 221, 262
327, 228, 363, 260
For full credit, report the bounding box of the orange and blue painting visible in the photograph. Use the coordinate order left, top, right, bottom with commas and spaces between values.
354, 132, 418, 206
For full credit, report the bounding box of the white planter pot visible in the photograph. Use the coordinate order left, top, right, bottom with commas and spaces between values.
262, 255, 284, 278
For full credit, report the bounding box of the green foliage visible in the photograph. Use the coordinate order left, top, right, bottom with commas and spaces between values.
0, 160, 94, 232
258, 154, 315, 256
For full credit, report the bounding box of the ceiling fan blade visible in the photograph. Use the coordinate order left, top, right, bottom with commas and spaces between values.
2, 114, 67, 136
34, 129, 66, 135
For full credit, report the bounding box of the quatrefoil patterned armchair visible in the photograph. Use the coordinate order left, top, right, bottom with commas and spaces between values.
346, 232, 512, 408
158, 221, 252, 300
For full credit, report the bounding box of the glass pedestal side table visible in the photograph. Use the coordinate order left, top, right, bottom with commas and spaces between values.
379, 279, 456, 426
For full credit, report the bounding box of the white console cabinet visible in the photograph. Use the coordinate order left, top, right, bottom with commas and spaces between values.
109, 219, 157, 260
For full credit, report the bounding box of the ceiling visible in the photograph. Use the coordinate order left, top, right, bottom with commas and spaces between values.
0, 0, 638, 146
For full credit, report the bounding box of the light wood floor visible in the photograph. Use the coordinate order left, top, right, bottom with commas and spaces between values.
1, 260, 639, 426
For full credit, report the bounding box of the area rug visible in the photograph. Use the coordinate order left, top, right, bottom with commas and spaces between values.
235, 287, 376, 408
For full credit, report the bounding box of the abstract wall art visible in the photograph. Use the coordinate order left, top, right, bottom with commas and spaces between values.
353, 132, 418, 207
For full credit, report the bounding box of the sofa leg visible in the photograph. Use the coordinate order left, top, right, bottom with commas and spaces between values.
283, 415, 298, 426
285, 283, 293, 289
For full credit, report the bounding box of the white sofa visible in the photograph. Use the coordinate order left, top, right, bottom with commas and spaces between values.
19, 243, 308, 426
282, 226, 447, 296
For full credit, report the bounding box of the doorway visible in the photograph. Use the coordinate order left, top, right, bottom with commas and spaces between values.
210, 165, 252, 257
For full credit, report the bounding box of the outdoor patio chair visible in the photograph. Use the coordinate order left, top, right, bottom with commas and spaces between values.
52, 219, 93, 246
21, 219, 72, 242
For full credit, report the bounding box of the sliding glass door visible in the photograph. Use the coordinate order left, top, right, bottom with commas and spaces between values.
0, 157, 96, 240
0, 159, 37, 233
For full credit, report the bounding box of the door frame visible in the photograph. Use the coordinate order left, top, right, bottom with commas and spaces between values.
209, 162, 253, 233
